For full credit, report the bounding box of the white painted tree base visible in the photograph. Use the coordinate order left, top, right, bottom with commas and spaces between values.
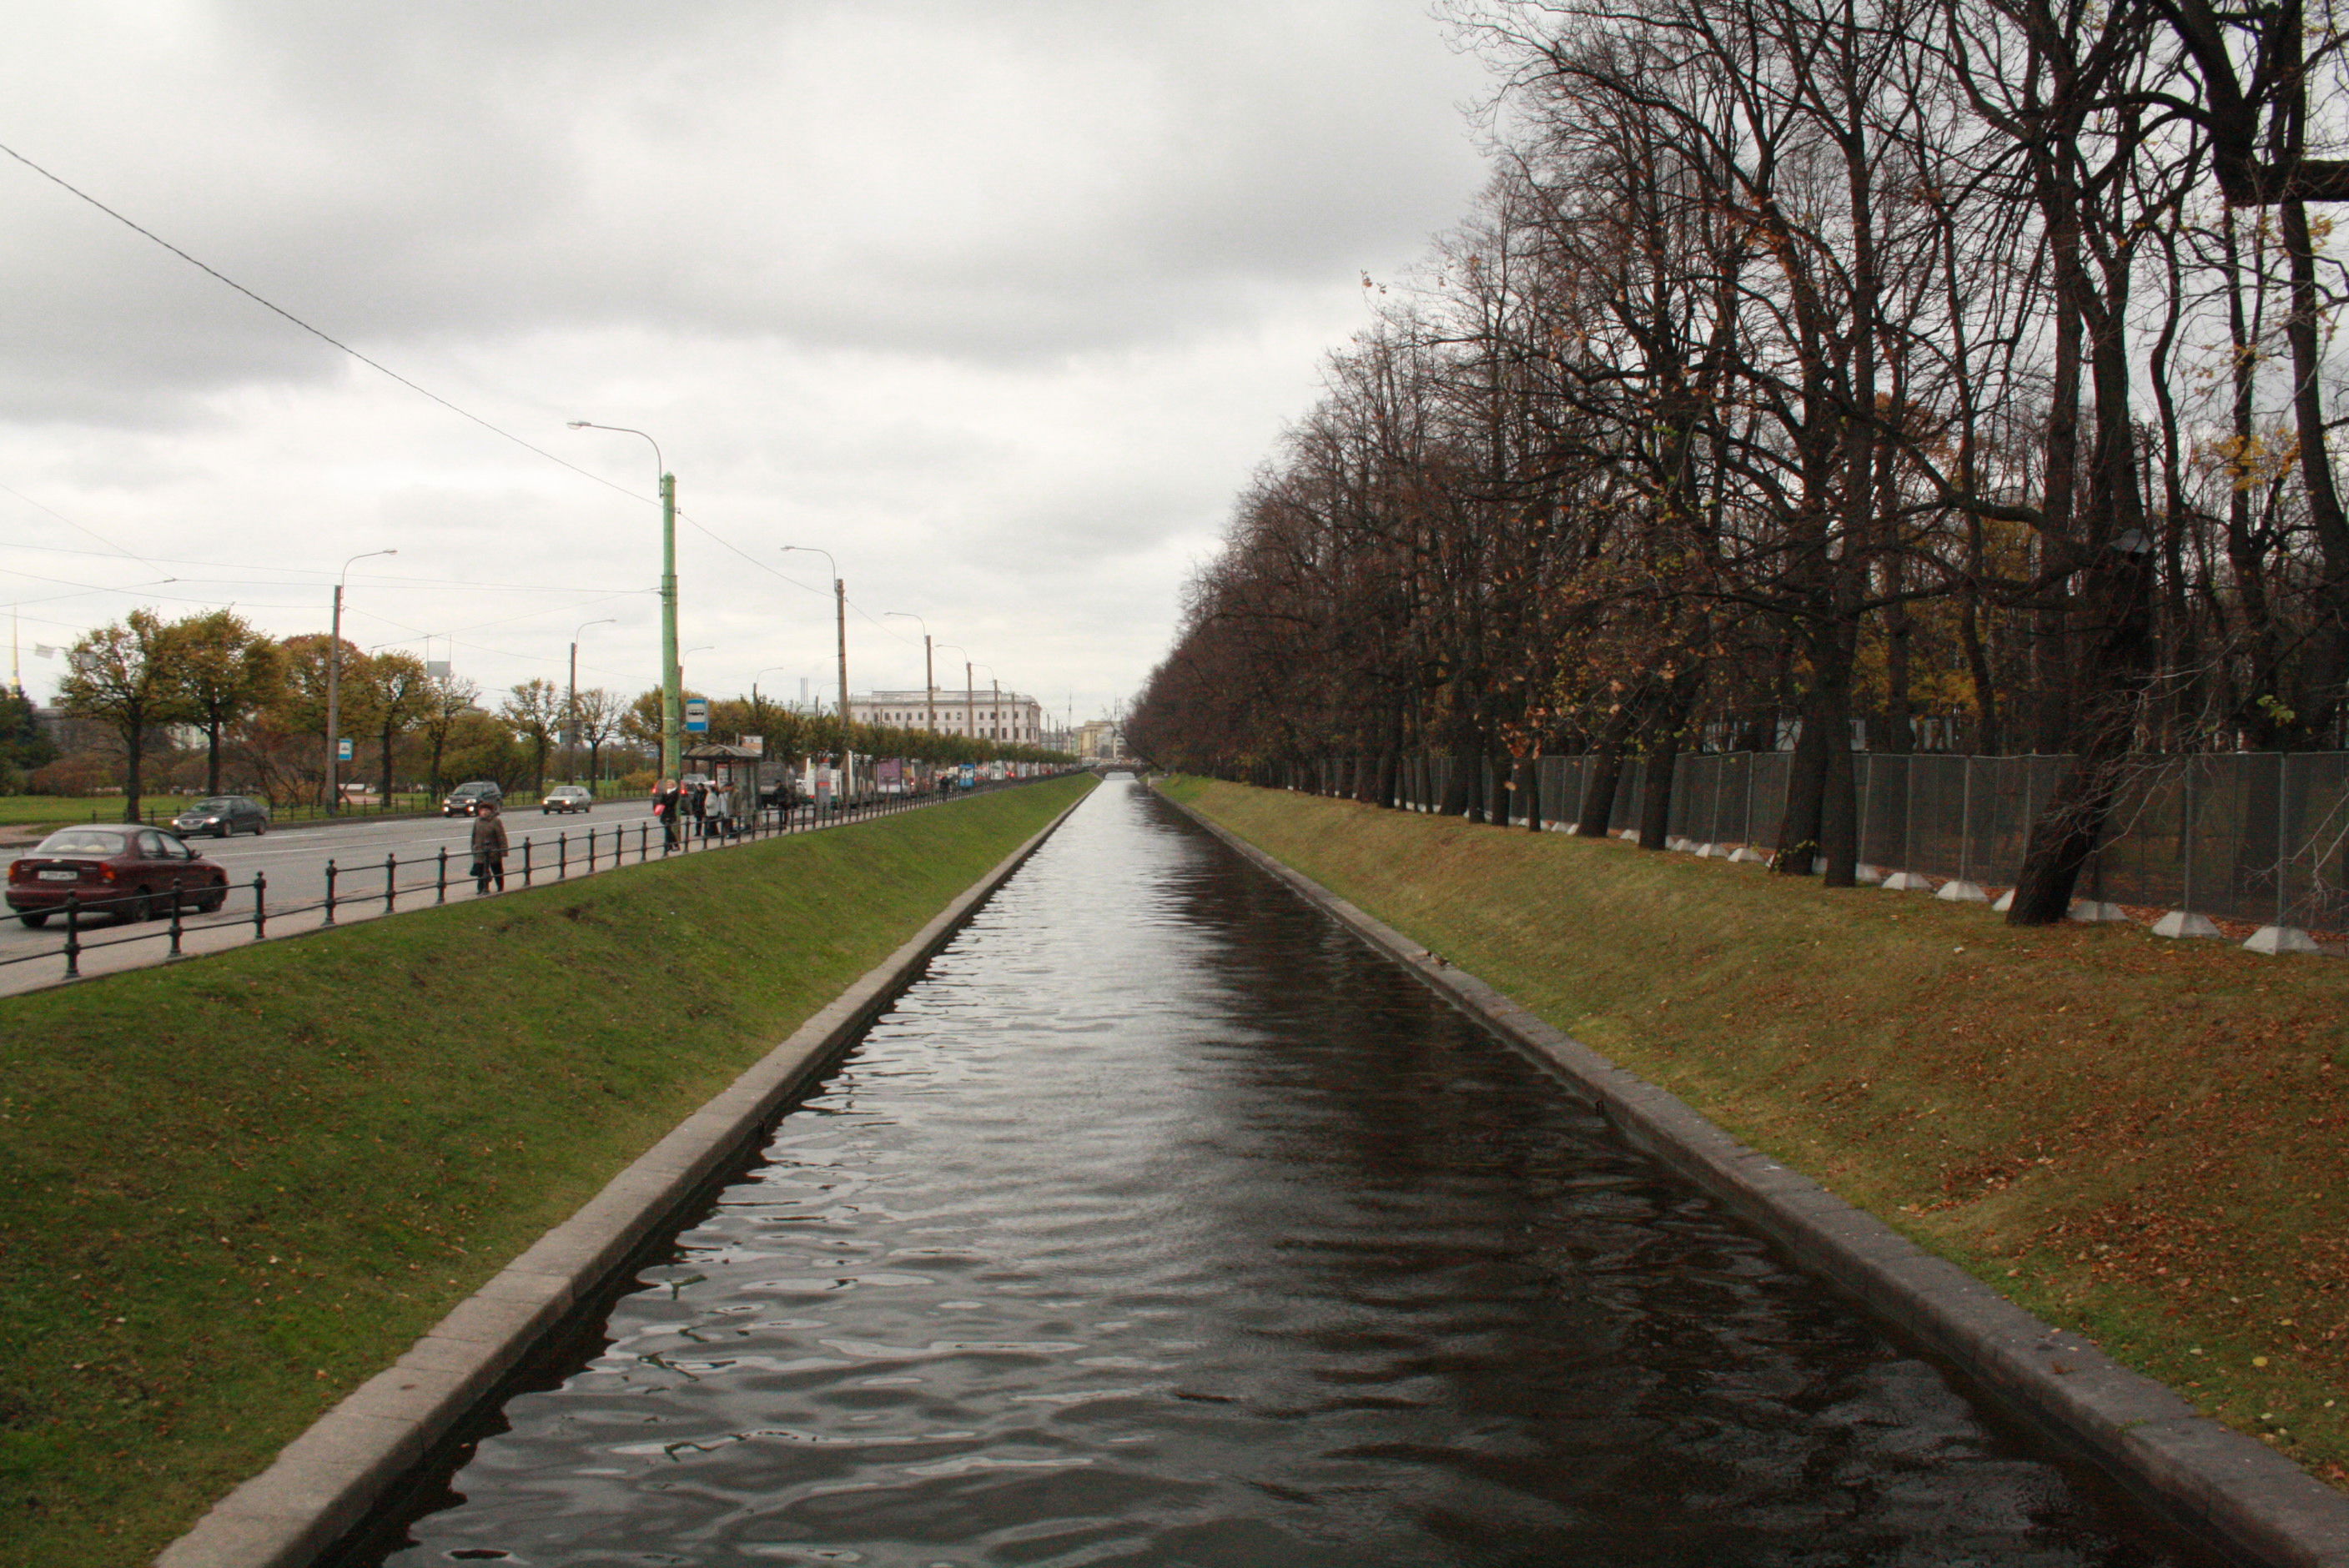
1935, 880, 1989, 902
1879, 871, 1934, 892
2067, 900, 2130, 923
2150, 910, 2221, 938
2244, 924, 2319, 955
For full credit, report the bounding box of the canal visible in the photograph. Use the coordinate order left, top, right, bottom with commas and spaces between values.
370, 776, 2213, 1565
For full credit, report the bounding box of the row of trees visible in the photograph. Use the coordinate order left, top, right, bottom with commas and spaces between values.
42, 607, 1074, 820
48, 608, 628, 818
1130, 0, 2349, 922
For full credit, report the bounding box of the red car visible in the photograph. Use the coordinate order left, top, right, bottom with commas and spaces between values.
6, 826, 231, 927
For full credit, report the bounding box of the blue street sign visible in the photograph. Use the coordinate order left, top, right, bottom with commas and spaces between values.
683, 698, 710, 733
336, 738, 354, 762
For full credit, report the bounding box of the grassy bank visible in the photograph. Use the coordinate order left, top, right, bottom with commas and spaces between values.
0, 774, 1092, 1568
1163, 776, 2349, 1489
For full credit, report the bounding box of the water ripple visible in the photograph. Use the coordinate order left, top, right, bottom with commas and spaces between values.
380, 781, 2216, 1567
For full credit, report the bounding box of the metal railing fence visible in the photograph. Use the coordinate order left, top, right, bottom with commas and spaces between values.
4, 770, 1079, 988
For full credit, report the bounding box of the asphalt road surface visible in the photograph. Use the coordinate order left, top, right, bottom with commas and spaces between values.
1, 797, 670, 995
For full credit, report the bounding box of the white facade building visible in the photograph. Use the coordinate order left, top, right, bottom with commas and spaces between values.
851, 688, 1045, 745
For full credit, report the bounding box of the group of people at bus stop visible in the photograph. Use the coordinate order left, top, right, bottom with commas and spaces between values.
650, 777, 741, 847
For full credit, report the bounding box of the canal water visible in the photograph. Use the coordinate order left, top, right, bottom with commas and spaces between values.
376, 778, 2212, 1566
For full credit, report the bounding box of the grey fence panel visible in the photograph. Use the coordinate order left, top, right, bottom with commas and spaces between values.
1537, 756, 1567, 828
1613, 758, 1647, 834
1752, 752, 1790, 852
1349, 750, 2349, 931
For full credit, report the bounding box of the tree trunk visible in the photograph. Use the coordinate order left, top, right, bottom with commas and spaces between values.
2005, 548, 2157, 922
1637, 740, 1677, 850
122, 727, 145, 824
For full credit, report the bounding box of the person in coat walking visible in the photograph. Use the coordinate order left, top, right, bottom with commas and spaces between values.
653, 779, 682, 848
470, 799, 510, 893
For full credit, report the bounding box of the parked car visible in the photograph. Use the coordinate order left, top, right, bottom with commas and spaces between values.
7, 826, 230, 927
541, 784, 594, 814
170, 794, 270, 837
442, 781, 504, 817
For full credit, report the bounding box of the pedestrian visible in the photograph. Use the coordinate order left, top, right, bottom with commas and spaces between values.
470, 799, 509, 894
690, 780, 711, 839
654, 778, 682, 848
710, 779, 734, 838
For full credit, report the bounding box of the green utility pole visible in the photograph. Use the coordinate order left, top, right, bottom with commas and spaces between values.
661, 471, 681, 781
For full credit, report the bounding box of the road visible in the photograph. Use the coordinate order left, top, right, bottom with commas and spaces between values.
1, 797, 670, 995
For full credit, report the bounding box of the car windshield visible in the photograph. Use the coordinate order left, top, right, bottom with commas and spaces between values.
33, 829, 127, 857
189, 798, 236, 812
453, 785, 493, 796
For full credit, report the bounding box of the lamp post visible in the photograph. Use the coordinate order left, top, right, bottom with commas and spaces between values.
569, 422, 680, 781
781, 545, 852, 800
568, 616, 616, 783
936, 645, 972, 742
883, 612, 935, 732
327, 548, 397, 814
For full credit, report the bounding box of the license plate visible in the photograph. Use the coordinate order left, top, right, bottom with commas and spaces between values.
37, 868, 78, 882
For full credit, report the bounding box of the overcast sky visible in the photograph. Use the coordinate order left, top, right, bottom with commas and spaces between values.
0, 2, 1496, 731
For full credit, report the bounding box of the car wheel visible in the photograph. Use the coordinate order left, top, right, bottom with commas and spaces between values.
19, 911, 49, 928
196, 892, 226, 913
214, 825, 230, 838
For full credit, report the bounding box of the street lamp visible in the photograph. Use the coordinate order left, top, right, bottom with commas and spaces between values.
570, 421, 681, 781
781, 545, 853, 798
883, 611, 935, 732
970, 663, 999, 747
569, 617, 617, 783
936, 643, 974, 744
327, 548, 397, 814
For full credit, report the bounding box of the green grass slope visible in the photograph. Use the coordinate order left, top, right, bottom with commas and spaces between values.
0, 774, 1093, 1566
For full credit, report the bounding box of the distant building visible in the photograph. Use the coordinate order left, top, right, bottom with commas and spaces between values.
851, 688, 1044, 745
1076, 720, 1124, 761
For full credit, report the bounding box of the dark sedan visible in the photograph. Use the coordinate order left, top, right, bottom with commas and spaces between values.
442, 781, 504, 817
7, 827, 231, 927
170, 794, 271, 837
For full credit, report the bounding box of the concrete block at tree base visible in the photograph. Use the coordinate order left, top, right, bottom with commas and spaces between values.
1729, 846, 1768, 864
1992, 889, 2015, 912
2151, 910, 2222, 939
1618, 828, 1641, 841
1668, 837, 1698, 852
1694, 842, 1724, 857
1879, 871, 1934, 892
2067, 900, 2130, 923
1935, 879, 1989, 903
1854, 864, 1884, 885
2245, 924, 2320, 955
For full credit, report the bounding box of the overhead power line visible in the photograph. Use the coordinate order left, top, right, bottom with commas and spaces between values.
0, 143, 928, 661
0, 137, 647, 505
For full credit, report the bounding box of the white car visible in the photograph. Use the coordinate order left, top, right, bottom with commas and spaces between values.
541, 785, 595, 814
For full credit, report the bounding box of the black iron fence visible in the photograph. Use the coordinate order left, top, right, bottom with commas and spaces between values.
1285, 752, 2349, 935
5, 771, 1078, 988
